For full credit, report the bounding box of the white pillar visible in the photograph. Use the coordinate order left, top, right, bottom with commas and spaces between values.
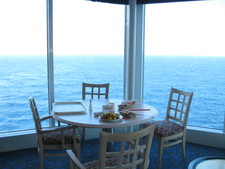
124, 1, 145, 102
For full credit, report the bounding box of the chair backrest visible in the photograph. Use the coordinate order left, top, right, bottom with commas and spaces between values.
82, 82, 109, 100
166, 87, 193, 128
98, 125, 155, 169
29, 96, 42, 132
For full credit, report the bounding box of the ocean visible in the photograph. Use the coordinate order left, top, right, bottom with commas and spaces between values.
0, 55, 225, 132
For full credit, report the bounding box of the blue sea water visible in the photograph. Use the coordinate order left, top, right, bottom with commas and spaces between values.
0, 55, 225, 133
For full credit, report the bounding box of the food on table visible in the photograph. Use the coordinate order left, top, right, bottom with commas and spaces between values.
120, 111, 136, 119
100, 112, 120, 120
118, 100, 136, 111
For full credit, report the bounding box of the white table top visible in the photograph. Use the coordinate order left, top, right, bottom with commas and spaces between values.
52, 99, 158, 129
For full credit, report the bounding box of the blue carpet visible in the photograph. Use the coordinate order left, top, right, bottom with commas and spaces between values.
0, 138, 225, 169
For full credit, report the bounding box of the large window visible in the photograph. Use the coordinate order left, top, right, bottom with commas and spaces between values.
0, 0, 47, 132
53, 0, 124, 102
144, 1, 225, 130
1, 0, 224, 134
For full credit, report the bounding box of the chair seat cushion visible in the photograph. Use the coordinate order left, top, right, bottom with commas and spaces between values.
143, 120, 183, 137
83, 157, 129, 169
42, 128, 80, 145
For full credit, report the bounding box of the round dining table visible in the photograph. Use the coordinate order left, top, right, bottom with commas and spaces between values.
51, 99, 158, 129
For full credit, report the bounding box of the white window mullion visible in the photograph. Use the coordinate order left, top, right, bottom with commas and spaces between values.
134, 4, 145, 102
47, 0, 55, 127
124, 5, 129, 100
124, 0, 137, 101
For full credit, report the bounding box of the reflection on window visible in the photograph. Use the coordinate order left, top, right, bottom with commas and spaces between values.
53, 0, 124, 102
0, 0, 47, 132
144, 1, 225, 130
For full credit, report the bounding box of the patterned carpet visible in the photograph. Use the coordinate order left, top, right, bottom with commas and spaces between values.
0, 138, 225, 169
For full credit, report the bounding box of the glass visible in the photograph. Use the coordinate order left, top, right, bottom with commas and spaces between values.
144, 1, 225, 130
0, 0, 47, 132
53, 0, 124, 102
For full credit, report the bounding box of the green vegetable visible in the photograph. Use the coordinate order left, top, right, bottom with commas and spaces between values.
100, 112, 120, 120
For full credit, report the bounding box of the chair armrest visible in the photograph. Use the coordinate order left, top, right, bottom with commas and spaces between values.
40, 115, 52, 122
66, 149, 86, 169
40, 115, 67, 127
39, 126, 77, 134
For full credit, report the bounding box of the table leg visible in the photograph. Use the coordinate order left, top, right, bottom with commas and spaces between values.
126, 126, 133, 133
102, 128, 114, 151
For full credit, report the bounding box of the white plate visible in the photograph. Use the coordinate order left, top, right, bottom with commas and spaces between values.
99, 115, 123, 123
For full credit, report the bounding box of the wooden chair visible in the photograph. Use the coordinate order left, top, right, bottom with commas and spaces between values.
81, 82, 110, 140
82, 82, 109, 100
67, 124, 155, 169
142, 87, 193, 169
29, 96, 81, 169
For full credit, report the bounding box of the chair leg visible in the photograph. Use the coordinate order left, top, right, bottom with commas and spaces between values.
182, 137, 186, 161
39, 150, 44, 169
158, 138, 164, 169
69, 159, 75, 169
82, 127, 85, 141
74, 143, 81, 160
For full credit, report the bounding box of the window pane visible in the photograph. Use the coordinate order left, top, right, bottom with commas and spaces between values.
53, 0, 124, 102
0, 0, 47, 132
144, 1, 225, 130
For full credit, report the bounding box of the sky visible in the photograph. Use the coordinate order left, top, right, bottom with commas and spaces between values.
145, 0, 225, 57
0, 0, 224, 57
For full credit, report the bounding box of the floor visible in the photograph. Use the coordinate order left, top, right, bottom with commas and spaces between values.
0, 138, 225, 169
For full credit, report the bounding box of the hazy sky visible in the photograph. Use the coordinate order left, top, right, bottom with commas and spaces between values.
0, 0, 224, 57
145, 0, 225, 57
